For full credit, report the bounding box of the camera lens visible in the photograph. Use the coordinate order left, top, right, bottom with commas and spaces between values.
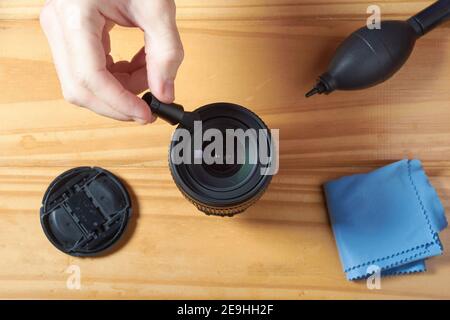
202, 137, 242, 178
169, 103, 273, 216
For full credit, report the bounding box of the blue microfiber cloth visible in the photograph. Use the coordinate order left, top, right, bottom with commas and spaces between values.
324, 159, 447, 280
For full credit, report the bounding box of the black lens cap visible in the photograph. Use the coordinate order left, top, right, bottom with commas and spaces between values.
40, 167, 132, 256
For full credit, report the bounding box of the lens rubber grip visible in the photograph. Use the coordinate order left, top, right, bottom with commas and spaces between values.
169, 161, 271, 216
168, 146, 272, 217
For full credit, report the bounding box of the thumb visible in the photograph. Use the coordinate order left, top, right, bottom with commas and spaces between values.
143, 10, 184, 104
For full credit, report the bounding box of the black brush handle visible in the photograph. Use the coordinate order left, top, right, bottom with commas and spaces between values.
142, 92, 200, 129
408, 0, 450, 36
142, 92, 184, 126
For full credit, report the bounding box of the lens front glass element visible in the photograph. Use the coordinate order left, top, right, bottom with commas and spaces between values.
169, 103, 272, 211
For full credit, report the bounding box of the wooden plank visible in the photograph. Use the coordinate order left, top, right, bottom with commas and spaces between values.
0, 1, 449, 299
0, 166, 449, 299
0, 1, 439, 21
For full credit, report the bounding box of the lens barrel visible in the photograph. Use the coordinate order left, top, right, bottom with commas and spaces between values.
169, 103, 273, 216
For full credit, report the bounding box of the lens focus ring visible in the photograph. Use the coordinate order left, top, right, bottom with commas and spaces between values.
168, 103, 273, 217
169, 162, 270, 217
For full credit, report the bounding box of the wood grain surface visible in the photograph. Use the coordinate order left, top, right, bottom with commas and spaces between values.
0, 0, 449, 299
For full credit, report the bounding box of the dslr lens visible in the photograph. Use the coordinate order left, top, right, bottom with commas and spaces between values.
169, 103, 273, 216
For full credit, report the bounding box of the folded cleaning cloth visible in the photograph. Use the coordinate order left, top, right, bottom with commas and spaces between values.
324, 159, 448, 280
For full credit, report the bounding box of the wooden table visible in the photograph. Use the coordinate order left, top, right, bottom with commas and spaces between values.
0, 0, 449, 299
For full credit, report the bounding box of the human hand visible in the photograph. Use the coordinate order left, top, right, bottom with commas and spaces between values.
40, 0, 184, 124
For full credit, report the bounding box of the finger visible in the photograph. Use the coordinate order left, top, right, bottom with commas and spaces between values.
141, 4, 184, 103
103, 21, 115, 70
42, 2, 147, 123
113, 66, 148, 95
40, 10, 132, 121
78, 90, 133, 121
58, 4, 153, 123
102, 22, 112, 55
106, 54, 114, 69
97, 1, 183, 102
130, 47, 146, 69
109, 60, 133, 74
108, 47, 146, 74
109, 48, 149, 94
